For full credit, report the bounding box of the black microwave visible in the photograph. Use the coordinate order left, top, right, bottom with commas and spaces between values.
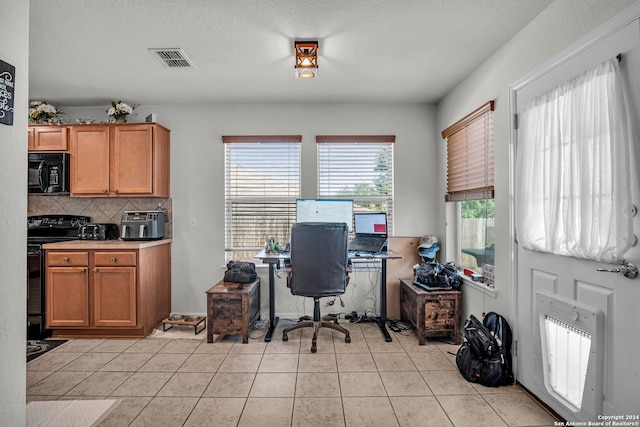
28, 153, 70, 194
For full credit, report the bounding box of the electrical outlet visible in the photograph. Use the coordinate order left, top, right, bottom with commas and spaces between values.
190, 217, 197, 228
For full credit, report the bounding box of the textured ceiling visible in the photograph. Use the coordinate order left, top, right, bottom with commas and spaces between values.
28, 0, 553, 106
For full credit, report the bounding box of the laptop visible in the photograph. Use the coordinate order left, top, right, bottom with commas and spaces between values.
348, 213, 388, 253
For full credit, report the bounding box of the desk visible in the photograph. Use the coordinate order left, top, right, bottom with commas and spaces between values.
254, 249, 402, 342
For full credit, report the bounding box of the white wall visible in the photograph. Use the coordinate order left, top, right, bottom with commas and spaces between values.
437, 0, 639, 322
0, 0, 28, 424
62, 103, 440, 318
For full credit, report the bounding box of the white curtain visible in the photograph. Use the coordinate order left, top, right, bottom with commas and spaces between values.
516, 59, 633, 263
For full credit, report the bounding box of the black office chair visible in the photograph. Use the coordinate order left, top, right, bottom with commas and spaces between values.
282, 222, 351, 353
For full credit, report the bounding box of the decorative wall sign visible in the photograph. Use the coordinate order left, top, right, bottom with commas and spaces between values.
0, 59, 16, 126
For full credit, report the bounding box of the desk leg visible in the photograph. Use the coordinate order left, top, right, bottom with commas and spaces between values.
265, 262, 279, 342
378, 258, 393, 342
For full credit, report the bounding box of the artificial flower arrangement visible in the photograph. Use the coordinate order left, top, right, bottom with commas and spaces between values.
29, 101, 58, 123
107, 100, 134, 122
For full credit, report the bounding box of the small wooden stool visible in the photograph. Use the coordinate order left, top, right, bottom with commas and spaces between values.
206, 279, 260, 344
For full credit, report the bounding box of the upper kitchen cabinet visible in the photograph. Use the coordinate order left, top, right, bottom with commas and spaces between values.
69, 123, 170, 197
28, 125, 68, 151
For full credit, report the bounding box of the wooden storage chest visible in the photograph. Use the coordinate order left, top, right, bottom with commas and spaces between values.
400, 279, 461, 345
206, 279, 260, 344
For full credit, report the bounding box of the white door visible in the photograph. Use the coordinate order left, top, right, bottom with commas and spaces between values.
513, 17, 640, 421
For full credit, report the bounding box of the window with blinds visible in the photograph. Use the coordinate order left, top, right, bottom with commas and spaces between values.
316, 135, 394, 233
223, 135, 301, 261
442, 101, 494, 202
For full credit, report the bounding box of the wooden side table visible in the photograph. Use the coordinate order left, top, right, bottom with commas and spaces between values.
206, 279, 260, 344
400, 279, 461, 345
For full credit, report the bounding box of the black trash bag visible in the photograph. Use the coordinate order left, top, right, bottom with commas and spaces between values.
414, 261, 462, 289
224, 260, 258, 284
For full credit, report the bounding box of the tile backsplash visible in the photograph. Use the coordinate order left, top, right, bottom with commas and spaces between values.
28, 196, 173, 238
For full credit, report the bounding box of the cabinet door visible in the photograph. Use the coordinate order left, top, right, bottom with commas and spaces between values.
46, 267, 90, 327
32, 126, 68, 151
110, 125, 153, 195
28, 127, 34, 151
93, 266, 137, 327
70, 125, 110, 196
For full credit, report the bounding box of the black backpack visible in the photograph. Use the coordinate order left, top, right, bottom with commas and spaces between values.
456, 312, 514, 387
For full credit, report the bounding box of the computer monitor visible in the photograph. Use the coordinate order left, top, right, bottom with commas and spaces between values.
296, 199, 353, 232
353, 212, 387, 236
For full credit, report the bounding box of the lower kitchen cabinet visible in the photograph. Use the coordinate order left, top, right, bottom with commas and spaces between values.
44, 240, 171, 338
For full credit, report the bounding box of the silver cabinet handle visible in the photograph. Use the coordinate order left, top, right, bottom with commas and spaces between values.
596, 262, 638, 279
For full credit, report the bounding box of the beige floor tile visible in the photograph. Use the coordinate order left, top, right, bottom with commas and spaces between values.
194, 340, 234, 354
258, 352, 299, 372
342, 396, 399, 427
138, 353, 190, 372
470, 381, 522, 394
110, 372, 173, 397
336, 352, 377, 372
27, 370, 54, 388
59, 352, 118, 372
27, 371, 92, 396
157, 338, 202, 354
380, 371, 432, 396
217, 353, 262, 373
437, 394, 507, 427
123, 339, 168, 354
359, 323, 386, 339
389, 396, 453, 427
55, 338, 105, 353
372, 352, 417, 371
334, 337, 370, 354
422, 369, 478, 395
295, 372, 341, 397
177, 353, 226, 373
203, 372, 255, 397
408, 350, 456, 371
339, 372, 387, 397
129, 396, 199, 427
94, 396, 152, 427
184, 397, 245, 427
298, 353, 337, 372
99, 353, 154, 372
238, 397, 294, 427
395, 332, 438, 352
228, 340, 267, 354
264, 338, 302, 353
90, 339, 138, 353
27, 351, 84, 371
157, 372, 214, 397
366, 337, 405, 353
300, 325, 335, 341
65, 371, 131, 397
484, 391, 559, 426
292, 397, 345, 427
249, 372, 296, 397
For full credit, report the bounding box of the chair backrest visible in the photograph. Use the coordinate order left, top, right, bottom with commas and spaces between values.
289, 222, 349, 297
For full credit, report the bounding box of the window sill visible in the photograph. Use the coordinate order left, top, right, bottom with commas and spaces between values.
460, 275, 497, 298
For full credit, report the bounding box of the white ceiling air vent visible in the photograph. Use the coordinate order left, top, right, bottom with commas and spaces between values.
148, 48, 194, 68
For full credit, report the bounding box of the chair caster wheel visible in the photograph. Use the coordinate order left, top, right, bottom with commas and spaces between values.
311, 344, 317, 353
283, 334, 288, 342
345, 335, 351, 343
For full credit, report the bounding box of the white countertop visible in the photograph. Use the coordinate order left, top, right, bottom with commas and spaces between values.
42, 239, 172, 250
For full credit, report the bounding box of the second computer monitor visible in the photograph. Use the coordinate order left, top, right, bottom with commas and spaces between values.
353, 212, 387, 235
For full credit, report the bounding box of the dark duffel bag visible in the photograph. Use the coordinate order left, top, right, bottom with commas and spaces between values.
224, 260, 258, 284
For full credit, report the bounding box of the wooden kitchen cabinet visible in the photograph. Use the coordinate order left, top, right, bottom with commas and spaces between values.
44, 240, 171, 338
28, 125, 68, 151
69, 123, 170, 197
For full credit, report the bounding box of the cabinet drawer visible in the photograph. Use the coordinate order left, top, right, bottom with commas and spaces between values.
95, 251, 137, 266
47, 252, 88, 266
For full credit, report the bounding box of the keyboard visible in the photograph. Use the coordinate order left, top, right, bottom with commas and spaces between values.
348, 236, 387, 253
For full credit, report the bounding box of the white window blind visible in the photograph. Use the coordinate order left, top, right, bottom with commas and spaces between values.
223, 135, 301, 261
442, 101, 494, 202
316, 135, 394, 232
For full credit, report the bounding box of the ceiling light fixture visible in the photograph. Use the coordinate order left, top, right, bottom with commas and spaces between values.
294, 41, 318, 78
